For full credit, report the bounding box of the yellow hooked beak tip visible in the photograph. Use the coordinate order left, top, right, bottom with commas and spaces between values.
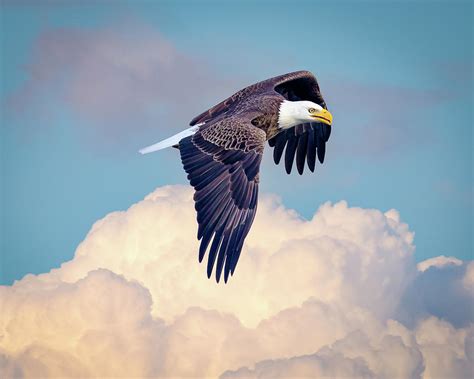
312, 109, 333, 125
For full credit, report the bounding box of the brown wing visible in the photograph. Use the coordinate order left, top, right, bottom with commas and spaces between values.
190, 70, 326, 126
189, 80, 269, 126
179, 118, 266, 283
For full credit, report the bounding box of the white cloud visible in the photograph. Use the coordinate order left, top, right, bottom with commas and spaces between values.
396, 258, 473, 329
220, 350, 375, 379
415, 317, 473, 379
463, 262, 474, 294
1, 186, 472, 378
24, 187, 416, 327
0, 269, 165, 377
417, 255, 463, 272
224, 317, 473, 379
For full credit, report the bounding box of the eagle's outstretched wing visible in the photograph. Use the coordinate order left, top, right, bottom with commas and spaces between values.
189, 71, 326, 126
189, 71, 330, 175
179, 117, 266, 283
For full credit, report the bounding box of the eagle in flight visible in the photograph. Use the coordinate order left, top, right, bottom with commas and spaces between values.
140, 71, 333, 283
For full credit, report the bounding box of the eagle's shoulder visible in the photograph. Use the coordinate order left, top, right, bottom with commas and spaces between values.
199, 117, 266, 154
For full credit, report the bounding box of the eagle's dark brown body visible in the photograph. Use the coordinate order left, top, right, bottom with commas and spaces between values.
178, 71, 331, 282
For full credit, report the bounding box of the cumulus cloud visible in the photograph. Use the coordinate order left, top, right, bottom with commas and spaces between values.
1, 186, 472, 378
23, 186, 417, 326
417, 255, 463, 272
225, 316, 473, 379
221, 350, 375, 379
396, 258, 473, 328
0, 269, 166, 377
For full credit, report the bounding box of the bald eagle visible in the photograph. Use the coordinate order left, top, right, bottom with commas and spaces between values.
140, 71, 333, 282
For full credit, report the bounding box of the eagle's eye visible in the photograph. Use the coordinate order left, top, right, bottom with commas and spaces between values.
308, 108, 316, 114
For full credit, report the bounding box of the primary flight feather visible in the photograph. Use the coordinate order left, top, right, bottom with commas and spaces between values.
140, 71, 333, 283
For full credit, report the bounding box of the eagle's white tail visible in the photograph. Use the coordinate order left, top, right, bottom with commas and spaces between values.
138, 125, 200, 155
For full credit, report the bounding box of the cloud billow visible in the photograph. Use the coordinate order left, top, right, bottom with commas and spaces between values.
0, 186, 472, 378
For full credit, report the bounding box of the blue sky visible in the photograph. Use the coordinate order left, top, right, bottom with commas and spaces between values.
1, 0, 472, 285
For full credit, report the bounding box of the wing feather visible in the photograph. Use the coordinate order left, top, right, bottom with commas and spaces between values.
179, 118, 265, 282
180, 71, 331, 281
284, 134, 298, 174
307, 128, 316, 172
296, 131, 308, 175
268, 122, 331, 175
273, 132, 287, 164
190, 70, 325, 126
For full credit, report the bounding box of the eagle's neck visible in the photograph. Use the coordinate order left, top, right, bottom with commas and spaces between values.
277, 100, 301, 130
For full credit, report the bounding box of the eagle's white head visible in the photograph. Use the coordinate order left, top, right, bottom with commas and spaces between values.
278, 100, 333, 130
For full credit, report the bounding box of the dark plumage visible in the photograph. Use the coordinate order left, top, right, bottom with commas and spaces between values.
140, 70, 332, 282
179, 119, 264, 283
180, 71, 331, 282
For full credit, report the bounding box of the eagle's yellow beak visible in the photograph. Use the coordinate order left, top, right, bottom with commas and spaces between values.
312, 109, 333, 125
